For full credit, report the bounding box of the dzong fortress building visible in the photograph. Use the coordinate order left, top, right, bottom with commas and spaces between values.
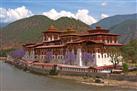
23, 25, 123, 68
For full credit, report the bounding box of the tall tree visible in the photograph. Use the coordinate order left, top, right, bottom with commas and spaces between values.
45, 51, 53, 63
64, 51, 76, 65
9, 49, 25, 59
121, 39, 137, 63
108, 47, 122, 69
82, 52, 93, 66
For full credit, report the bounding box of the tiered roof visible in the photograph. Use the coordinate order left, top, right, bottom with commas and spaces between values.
24, 42, 43, 48
23, 25, 123, 49
36, 44, 65, 49
42, 25, 63, 33
81, 26, 120, 36
88, 26, 109, 33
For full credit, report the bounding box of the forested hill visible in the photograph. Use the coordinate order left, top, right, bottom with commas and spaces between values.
0, 15, 89, 48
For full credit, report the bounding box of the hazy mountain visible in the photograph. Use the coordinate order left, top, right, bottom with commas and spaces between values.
91, 13, 137, 44
91, 14, 137, 29
110, 19, 137, 43
0, 23, 8, 28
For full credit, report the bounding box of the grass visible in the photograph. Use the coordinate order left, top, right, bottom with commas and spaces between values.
128, 63, 137, 67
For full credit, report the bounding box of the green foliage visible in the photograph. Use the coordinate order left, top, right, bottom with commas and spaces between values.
108, 47, 121, 68
0, 48, 15, 57
121, 39, 137, 63
122, 63, 128, 72
135, 64, 137, 67
0, 51, 7, 57
49, 65, 58, 75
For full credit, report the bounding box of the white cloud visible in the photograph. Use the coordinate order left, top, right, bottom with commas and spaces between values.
75, 9, 97, 25
42, 9, 76, 20
43, 9, 97, 25
0, 6, 33, 23
101, 13, 109, 19
0, 6, 97, 25
101, 2, 107, 6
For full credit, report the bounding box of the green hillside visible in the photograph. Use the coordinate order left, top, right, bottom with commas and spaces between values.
110, 19, 137, 43
0, 15, 89, 48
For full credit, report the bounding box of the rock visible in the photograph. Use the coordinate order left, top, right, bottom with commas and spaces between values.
95, 78, 104, 83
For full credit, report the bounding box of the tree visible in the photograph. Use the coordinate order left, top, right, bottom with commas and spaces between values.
82, 52, 93, 66
64, 51, 76, 65
9, 49, 25, 59
45, 51, 53, 63
0, 48, 15, 57
121, 39, 137, 63
108, 47, 122, 69
122, 63, 128, 73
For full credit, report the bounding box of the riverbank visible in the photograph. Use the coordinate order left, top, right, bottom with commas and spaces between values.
2, 61, 135, 91
5, 60, 137, 90
0, 57, 6, 60
50, 75, 137, 89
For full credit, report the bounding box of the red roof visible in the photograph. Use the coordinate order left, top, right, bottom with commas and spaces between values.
22, 43, 35, 47
67, 39, 103, 44
80, 33, 120, 37
35, 44, 65, 49
33, 63, 55, 67
58, 64, 89, 69
60, 34, 80, 37
26, 42, 43, 48
42, 25, 63, 33
104, 43, 124, 46
88, 27, 109, 33
43, 31, 63, 33
95, 65, 122, 70
43, 39, 61, 43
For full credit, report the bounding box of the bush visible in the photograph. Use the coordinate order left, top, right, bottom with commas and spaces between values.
123, 63, 128, 72
0, 48, 15, 57
135, 64, 137, 67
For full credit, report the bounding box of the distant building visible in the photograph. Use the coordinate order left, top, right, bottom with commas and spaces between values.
23, 25, 123, 67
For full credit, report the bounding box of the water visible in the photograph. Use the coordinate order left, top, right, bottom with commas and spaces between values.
0, 61, 136, 91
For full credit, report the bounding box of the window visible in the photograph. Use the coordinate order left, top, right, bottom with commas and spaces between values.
52, 55, 54, 59
60, 55, 63, 59
107, 54, 109, 57
57, 55, 60, 59
92, 55, 95, 58
104, 55, 106, 58
110, 40, 112, 43
98, 55, 100, 58
107, 40, 109, 43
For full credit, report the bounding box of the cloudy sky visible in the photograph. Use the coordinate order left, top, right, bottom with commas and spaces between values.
0, 0, 137, 25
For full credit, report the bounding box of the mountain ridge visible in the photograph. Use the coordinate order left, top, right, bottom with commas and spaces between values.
91, 13, 137, 29
0, 15, 90, 48
110, 19, 137, 43
1, 14, 137, 49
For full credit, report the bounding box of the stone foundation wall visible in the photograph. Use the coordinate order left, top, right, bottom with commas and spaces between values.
5, 60, 137, 82
59, 71, 137, 82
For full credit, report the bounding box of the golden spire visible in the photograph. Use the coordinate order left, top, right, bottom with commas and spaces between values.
65, 26, 76, 33
96, 24, 101, 29
48, 25, 56, 31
